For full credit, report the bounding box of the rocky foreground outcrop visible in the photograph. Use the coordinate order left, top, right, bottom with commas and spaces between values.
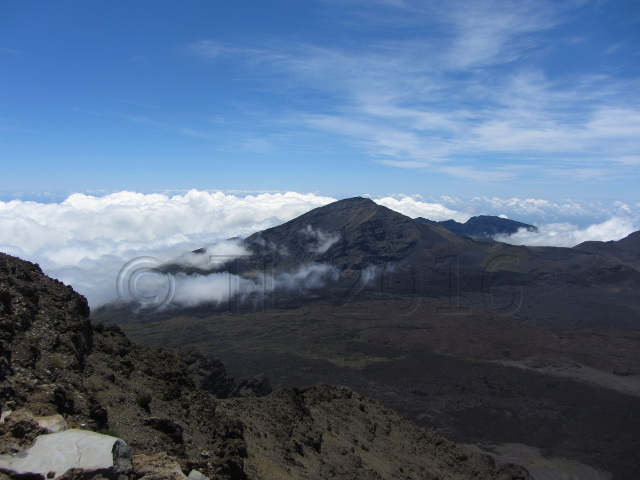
0, 252, 531, 480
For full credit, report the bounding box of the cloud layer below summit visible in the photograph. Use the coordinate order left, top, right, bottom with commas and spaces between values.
0, 190, 637, 306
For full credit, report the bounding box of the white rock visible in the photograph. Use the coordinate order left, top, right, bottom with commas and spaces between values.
0, 408, 12, 423
0, 429, 132, 479
187, 469, 210, 480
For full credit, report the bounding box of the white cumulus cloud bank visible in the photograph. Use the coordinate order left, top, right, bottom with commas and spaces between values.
374, 196, 470, 222
494, 217, 637, 248
0, 190, 637, 308
0, 190, 335, 307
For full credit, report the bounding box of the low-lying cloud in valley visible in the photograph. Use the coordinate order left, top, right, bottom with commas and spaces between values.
172, 239, 251, 270
168, 263, 340, 310
0, 190, 637, 308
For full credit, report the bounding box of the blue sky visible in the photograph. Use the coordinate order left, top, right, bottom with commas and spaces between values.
1, 0, 639, 202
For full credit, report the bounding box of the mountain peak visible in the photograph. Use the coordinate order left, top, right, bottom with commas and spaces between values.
242, 196, 461, 272
251, 196, 400, 239
335, 196, 376, 205
416, 215, 536, 237
307, 196, 382, 219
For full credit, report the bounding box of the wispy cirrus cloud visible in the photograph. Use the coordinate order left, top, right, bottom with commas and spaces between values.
0, 46, 20, 56
183, 40, 240, 60
182, 39, 283, 66
434, 0, 562, 69
181, 0, 640, 184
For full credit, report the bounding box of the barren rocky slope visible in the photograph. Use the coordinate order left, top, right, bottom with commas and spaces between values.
0, 252, 531, 479
96, 197, 640, 479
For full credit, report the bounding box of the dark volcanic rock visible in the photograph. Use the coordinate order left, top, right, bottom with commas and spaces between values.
0, 251, 533, 479
0, 252, 265, 477
229, 374, 272, 398
573, 229, 640, 283
0, 254, 92, 402
243, 197, 462, 271
575, 229, 640, 255
178, 347, 271, 399
178, 347, 236, 398
222, 384, 531, 480
617, 230, 640, 252
143, 417, 184, 444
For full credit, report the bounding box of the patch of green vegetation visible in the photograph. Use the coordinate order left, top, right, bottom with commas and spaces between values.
451, 353, 483, 363
92, 322, 105, 333
85, 375, 105, 392
135, 392, 152, 412
98, 427, 120, 437
307, 348, 405, 370
49, 355, 66, 369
